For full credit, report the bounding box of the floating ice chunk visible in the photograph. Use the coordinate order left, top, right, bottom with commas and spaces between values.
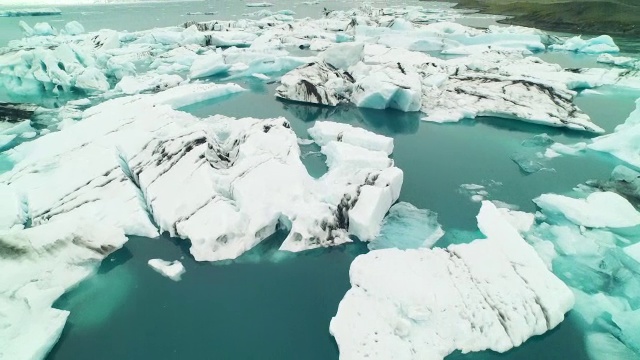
597, 54, 640, 69
351, 62, 422, 112
148, 259, 185, 281
246, 2, 273, 7
251, 73, 270, 80
62, 21, 84, 36
550, 141, 587, 155
534, 191, 640, 228
348, 169, 403, 241
32, 22, 57, 36
189, 53, 231, 79
550, 35, 620, 54
308, 121, 394, 155
0, 220, 127, 360
319, 42, 364, 70
330, 201, 574, 360
114, 73, 184, 95
368, 202, 444, 250
0, 8, 61, 17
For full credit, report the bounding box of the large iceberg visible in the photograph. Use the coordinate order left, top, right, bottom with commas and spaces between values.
1, 83, 403, 262
276, 43, 610, 132
330, 201, 574, 360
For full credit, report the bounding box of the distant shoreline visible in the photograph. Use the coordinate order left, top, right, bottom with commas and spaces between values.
437, 0, 640, 37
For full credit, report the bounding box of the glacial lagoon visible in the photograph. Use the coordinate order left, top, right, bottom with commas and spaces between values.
1, 1, 640, 360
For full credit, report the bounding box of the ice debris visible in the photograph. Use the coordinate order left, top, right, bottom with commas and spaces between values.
148, 259, 185, 281
597, 54, 640, 69
330, 201, 574, 360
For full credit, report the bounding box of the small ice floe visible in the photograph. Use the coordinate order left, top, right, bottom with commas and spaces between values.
148, 259, 186, 281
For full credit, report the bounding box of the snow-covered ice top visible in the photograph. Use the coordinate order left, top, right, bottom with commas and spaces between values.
330, 201, 574, 360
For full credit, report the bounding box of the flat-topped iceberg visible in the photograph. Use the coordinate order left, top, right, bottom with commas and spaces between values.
330, 201, 574, 360
1, 82, 402, 262
0, 8, 61, 17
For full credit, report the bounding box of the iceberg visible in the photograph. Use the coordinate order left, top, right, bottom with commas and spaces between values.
534, 191, 640, 228
512, 174, 640, 360
589, 98, 640, 168
550, 35, 620, 54
308, 121, 394, 155
330, 201, 574, 360
597, 54, 640, 69
1, 83, 402, 262
246, 2, 273, 7
0, 8, 61, 17
0, 220, 127, 360
147, 259, 185, 281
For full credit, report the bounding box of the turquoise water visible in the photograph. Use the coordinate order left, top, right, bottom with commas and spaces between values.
1, 2, 639, 359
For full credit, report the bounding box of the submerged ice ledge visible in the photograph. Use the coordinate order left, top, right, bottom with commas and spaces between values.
330, 201, 574, 360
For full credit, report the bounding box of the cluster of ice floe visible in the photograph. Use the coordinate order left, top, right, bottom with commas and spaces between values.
549, 35, 620, 54
516, 176, 640, 360
330, 201, 574, 360
1, 3, 638, 137
510, 133, 558, 174
0, 83, 403, 261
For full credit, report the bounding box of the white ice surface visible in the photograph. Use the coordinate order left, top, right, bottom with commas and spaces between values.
330, 201, 574, 360
148, 259, 185, 281
534, 191, 640, 228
